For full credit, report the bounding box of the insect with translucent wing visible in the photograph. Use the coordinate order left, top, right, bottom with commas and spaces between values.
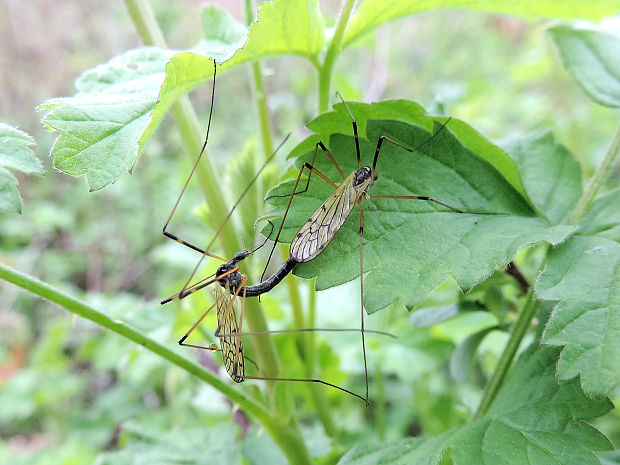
160, 59, 393, 402
255, 95, 506, 403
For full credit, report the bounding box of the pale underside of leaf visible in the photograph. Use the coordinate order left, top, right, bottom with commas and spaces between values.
38, 0, 325, 191
0, 123, 42, 213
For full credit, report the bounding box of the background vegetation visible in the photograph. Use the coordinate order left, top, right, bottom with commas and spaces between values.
1, 1, 620, 464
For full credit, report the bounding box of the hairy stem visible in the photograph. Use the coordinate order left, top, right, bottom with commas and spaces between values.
243, 0, 274, 158
474, 288, 539, 419
284, 262, 337, 437
570, 120, 620, 223
318, 0, 356, 113
0, 265, 260, 419
124, 0, 279, 381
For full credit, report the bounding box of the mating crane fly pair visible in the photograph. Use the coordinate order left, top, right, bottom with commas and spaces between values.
161, 59, 494, 404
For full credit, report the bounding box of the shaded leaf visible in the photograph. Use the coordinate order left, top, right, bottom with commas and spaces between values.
504, 130, 582, 224
536, 233, 620, 396
534, 189, 620, 397
339, 346, 612, 465
550, 26, 620, 107
450, 327, 494, 382
0, 123, 42, 213
264, 102, 576, 313
579, 189, 620, 241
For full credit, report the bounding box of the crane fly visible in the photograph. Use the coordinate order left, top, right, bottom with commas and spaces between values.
254, 94, 500, 403
160, 59, 393, 402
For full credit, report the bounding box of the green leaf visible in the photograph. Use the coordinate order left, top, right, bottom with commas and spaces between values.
550, 25, 620, 107
536, 191, 620, 396
344, 1, 620, 48
38, 0, 325, 191
292, 100, 528, 198
198, 5, 247, 62
224, 0, 325, 66
264, 102, 576, 313
0, 123, 42, 213
578, 189, 620, 241
39, 47, 173, 191
338, 346, 613, 465
504, 130, 582, 224
449, 328, 494, 382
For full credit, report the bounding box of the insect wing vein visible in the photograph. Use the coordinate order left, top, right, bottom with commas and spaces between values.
216, 286, 244, 383
290, 172, 358, 262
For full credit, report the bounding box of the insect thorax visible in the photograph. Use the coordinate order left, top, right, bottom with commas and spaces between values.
354, 166, 372, 187
216, 262, 244, 293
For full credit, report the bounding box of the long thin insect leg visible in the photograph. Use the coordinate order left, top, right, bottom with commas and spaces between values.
178, 300, 219, 350
335, 92, 361, 170
216, 328, 397, 338
369, 195, 502, 215
241, 375, 368, 403
371, 117, 453, 182
161, 57, 289, 300
161, 266, 241, 304
265, 140, 345, 206
161, 59, 226, 262
260, 156, 339, 282
185, 275, 381, 403
358, 202, 369, 406
176, 134, 290, 300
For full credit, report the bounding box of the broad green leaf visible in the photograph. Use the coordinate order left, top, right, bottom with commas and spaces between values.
344, 1, 620, 47
0, 123, 43, 213
338, 346, 613, 465
39, 47, 173, 191
38, 0, 325, 191
536, 191, 620, 396
264, 102, 576, 313
550, 26, 620, 107
579, 189, 620, 242
504, 130, 582, 224
224, 0, 325, 66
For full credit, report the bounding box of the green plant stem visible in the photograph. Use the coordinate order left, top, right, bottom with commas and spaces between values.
0, 266, 247, 414
243, 0, 274, 158
375, 360, 386, 441
0, 263, 313, 465
124, 0, 279, 381
317, 0, 356, 113
570, 121, 620, 224
283, 263, 337, 438
474, 289, 539, 419
242, 0, 338, 439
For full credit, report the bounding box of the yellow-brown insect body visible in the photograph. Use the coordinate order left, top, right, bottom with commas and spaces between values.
290, 166, 373, 263
215, 285, 245, 383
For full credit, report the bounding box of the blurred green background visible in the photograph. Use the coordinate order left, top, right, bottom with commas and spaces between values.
1, 1, 618, 464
